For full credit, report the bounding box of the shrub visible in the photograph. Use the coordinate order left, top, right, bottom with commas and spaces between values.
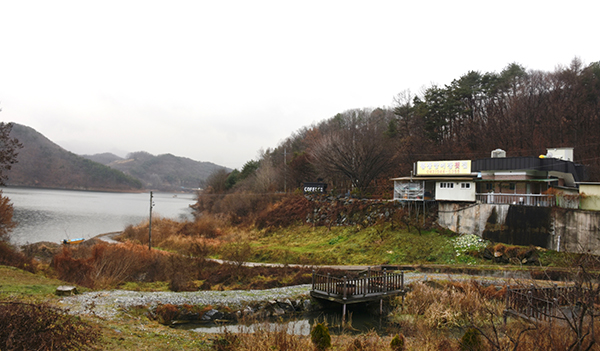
177, 215, 223, 238
53, 242, 169, 289
221, 240, 252, 271
390, 333, 405, 351
310, 323, 331, 350
167, 255, 197, 292
0, 190, 16, 242
212, 329, 240, 351
255, 195, 312, 229
0, 300, 100, 350
459, 328, 483, 351
0, 241, 37, 273
155, 303, 180, 325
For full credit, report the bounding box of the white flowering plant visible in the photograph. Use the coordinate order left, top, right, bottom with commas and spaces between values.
451, 234, 489, 264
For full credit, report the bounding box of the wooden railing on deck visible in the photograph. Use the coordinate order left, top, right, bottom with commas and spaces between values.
505, 286, 587, 322
311, 269, 404, 300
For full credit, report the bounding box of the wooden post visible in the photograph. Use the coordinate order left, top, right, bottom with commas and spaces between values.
312, 270, 315, 290
401, 271, 404, 291
504, 285, 509, 325
327, 273, 330, 297
343, 276, 347, 300
383, 269, 387, 295
342, 303, 347, 322
380, 298, 383, 315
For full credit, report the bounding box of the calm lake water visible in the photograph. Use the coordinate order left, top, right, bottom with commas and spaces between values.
1, 187, 197, 245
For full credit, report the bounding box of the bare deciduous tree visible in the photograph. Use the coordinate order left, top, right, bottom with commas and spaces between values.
308, 108, 393, 195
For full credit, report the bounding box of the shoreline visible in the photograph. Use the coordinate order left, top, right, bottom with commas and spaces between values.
93, 231, 122, 244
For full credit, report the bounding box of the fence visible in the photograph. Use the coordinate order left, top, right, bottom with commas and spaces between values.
505, 286, 590, 322
311, 269, 404, 301
477, 194, 555, 207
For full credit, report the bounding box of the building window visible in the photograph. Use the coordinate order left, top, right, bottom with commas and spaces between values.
486, 183, 493, 191
461, 183, 471, 189
509, 183, 515, 190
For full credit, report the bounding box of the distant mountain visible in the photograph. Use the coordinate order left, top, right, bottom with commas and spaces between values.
96, 151, 229, 191
81, 152, 123, 165
6, 124, 143, 191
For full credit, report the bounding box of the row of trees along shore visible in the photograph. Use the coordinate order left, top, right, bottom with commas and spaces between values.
205, 58, 600, 198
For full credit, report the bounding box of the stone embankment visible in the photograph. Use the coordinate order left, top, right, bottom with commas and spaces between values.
305, 195, 400, 227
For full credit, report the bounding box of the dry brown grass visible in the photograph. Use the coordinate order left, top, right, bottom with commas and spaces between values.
50, 240, 332, 291
397, 281, 504, 330
389, 280, 600, 350
53, 242, 171, 289
209, 325, 402, 351
118, 215, 229, 255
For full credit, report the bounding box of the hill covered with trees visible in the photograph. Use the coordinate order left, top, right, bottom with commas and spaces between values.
203, 59, 600, 200
5, 124, 143, 191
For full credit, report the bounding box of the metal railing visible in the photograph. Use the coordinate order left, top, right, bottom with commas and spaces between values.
476, 193, 555, 207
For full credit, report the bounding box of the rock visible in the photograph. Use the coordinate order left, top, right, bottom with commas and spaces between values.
201, 309, 224, 321
271, 305, 286, 316
278, 299, 295, 312
56, 286, 78, 296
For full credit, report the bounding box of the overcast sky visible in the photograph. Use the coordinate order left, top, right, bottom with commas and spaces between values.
1, 1, 597, 169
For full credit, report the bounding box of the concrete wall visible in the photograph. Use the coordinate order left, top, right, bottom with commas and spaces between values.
438, 202, 509, 235
580, 184, 600, 211
553, 208, 600, 254
438, 203, 600, 255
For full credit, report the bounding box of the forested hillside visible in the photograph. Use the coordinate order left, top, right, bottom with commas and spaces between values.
205, 59, 600, 199
5, 124, 143, 191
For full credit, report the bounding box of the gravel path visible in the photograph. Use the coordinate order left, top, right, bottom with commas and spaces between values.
58, 272, 513, 320
58, 284, 313, 319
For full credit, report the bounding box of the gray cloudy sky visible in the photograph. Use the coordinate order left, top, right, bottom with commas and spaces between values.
1, 0, 597, 169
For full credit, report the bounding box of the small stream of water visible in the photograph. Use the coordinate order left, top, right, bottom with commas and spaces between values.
178, 305, 397, 336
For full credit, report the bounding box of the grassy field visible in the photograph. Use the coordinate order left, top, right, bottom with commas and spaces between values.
249, 225, 458, 265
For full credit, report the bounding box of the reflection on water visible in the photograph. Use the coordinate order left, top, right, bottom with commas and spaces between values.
180, 308, 395, 336
2, 187, 196, 245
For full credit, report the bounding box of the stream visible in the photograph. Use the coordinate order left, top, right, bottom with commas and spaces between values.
179, 306, 396, 336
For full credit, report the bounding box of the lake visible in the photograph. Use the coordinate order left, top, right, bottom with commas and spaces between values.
1, 187, 197, 245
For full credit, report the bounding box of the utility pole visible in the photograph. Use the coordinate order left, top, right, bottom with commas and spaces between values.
148, 191, 154, 250
283, 147, 287, 193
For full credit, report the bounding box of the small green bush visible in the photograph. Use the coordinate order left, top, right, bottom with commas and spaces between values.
390, 333, 405, 350
310, 323, 331, 350
459, 327, 483, 351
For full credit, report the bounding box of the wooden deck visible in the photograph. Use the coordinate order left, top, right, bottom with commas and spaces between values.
310, 268, 405, 305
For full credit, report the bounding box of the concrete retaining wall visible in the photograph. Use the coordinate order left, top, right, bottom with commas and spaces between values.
438, 202, 600, 255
